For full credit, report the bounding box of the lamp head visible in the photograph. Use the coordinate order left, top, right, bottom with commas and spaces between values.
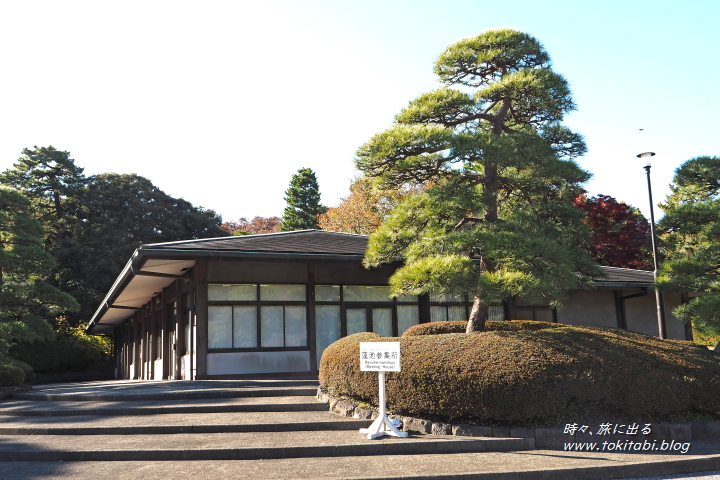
637, 151, 655, 167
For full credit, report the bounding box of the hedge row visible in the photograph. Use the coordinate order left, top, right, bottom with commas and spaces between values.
10, 339, 107, 374
402, 320, 565, 336
319, 326, 720, 426
0, 362, 26, 387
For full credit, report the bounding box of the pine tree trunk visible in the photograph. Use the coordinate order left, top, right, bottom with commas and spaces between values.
466, 295, 487, 333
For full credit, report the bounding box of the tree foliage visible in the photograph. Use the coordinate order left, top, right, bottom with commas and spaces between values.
355, 29, 599, 332
0, 187, 78, 355
220, 216, 281, 236
280, 168, 326, 231
318, 176, 424, 235
55, 173, 227, 324
572, 194, 652, 270
0, 146, 86, 232
657, 156, 720, 337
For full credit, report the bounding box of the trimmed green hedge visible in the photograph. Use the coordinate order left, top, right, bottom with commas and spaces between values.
10, 339, 107, 374
319, 327, 720, 426
402, 320, 564, 336
0, 362, 26, 387
8, 359, 33, 380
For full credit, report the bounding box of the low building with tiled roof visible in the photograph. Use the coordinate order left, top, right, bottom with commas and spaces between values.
87, 230, 689, 380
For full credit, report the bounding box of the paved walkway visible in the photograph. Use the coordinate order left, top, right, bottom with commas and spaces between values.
0, 379, 717, 479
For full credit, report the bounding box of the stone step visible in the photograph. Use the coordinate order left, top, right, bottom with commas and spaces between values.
12, 386, 318, 402
0, 410, 369, 434
0, 430, 533, 461
0, 395, 326, 416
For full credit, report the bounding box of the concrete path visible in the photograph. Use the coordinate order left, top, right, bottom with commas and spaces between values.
0, 379, 717, 479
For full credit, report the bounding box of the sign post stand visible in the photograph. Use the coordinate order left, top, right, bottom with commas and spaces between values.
358, 342, 408, 440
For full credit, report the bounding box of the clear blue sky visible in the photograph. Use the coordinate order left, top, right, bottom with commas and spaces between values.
1, 0, 717, 221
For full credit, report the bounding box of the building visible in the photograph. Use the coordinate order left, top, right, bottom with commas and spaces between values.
86, 230, 690, 380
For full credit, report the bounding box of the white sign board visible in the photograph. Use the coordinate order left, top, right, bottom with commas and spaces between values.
360, 342, 401, 372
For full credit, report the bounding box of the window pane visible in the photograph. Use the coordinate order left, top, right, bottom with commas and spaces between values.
430, 306, 448, 322
284, 306, 307, 347
488, 305, 505, 321
372, 308, 393, 337
366, 286, 392, 302
397, 294, 419, 302
448, 306, 467, 322
208, 284, 256, 301
315, 285, 340, 302
208, 306, 232, 349
343, 285, 392, 302
430, 293, 465, 302
346, 308, 367, 335
316, 305, 341, 369
398, 305, 420, 335
233, 306, 257, 348
261, 306, 284, 347
260, 284, 305, 301
343, 286, 367, 302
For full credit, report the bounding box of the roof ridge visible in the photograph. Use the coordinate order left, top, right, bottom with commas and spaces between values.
140, 229, 370, 248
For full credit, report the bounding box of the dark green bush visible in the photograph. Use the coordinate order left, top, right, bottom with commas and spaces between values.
10, 341, 89, 373
403, 321, 467, 336
8, 358, 34, 379
402, 320, 565, 336
320, 327, 720, 427
10, 322, 111, 374
0, 362, 26, 387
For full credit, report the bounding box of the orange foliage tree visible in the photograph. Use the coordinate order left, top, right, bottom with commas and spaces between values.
220, 216, 281, 236
319, 176, 423, 235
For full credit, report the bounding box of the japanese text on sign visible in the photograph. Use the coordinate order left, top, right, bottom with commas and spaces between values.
360, 342, 401, 372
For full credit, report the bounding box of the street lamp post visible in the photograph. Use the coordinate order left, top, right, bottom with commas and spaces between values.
637, 151, 667, 339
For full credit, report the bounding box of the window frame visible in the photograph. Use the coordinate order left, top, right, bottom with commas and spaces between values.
208, 283, 309, 352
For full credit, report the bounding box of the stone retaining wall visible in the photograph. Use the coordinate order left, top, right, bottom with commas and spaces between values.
317, 386, 720, 449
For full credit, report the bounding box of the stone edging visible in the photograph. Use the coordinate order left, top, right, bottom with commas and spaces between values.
317, 386, 720, 449
0, 386, 31, 400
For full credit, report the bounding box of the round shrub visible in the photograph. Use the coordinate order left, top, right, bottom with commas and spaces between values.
403, 321, 467, 336
0, 362, 26, 387
8, 358, 33, 380
320, 327, 720, 427
402, 320, 565, 336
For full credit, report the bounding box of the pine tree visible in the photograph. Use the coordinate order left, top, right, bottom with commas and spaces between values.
356, 29, 600, 332
0, 146, 87, 229
657, 156, 720, 337
280, 168, 326, 231
0, 187, 78, 355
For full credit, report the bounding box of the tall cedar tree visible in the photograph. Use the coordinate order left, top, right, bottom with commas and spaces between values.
280, 168, 326, 231
356, 29, 600, 332
573, 194, 652, 270
0, 187, 78, 355
657, 156, 720, 336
